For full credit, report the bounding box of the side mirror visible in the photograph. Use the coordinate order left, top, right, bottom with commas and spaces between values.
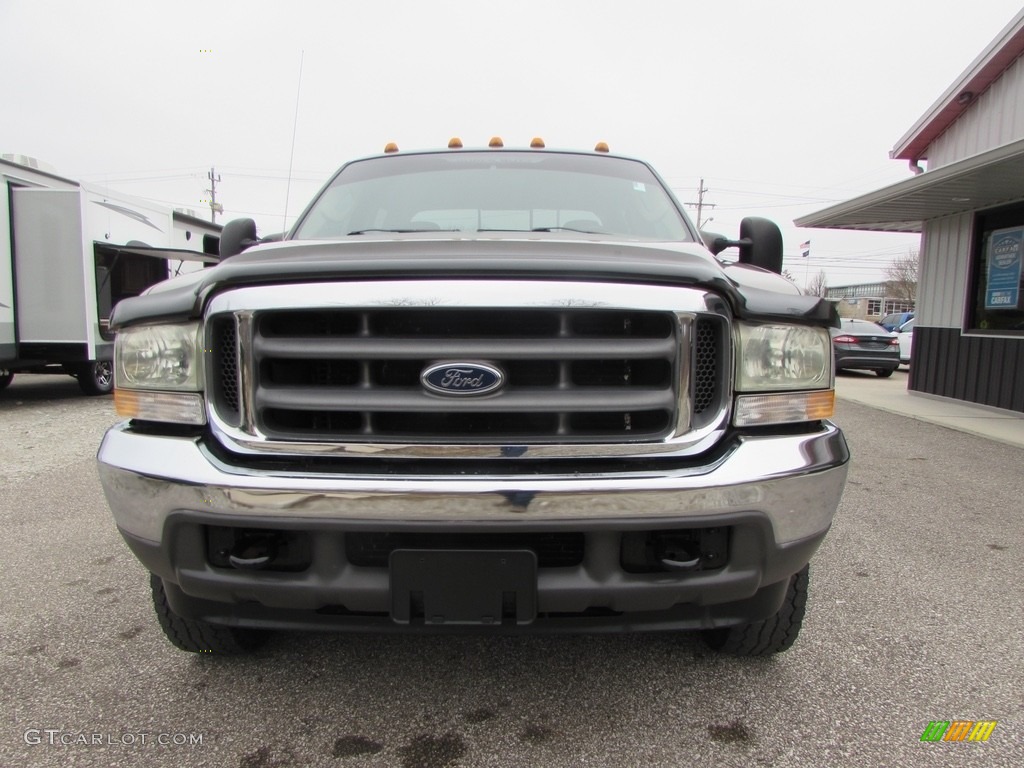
701, 231, 730, 255
701, 218, 785, 274
737, 217, 783, 274
219, 218, 259, 259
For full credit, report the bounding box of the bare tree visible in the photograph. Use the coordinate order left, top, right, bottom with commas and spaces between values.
885, 250, 919, 303
782, 268, 798, 285
805, 270, 828, 297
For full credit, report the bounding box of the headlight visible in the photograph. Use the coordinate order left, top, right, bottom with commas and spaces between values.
115, 323, 204, 391
735, 323, 831, 392
114, 323, 205, 425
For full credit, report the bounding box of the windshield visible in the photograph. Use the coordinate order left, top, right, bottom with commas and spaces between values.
292, 151, 695, 241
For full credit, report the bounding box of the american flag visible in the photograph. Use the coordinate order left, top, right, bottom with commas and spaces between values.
800, 240, 811, 258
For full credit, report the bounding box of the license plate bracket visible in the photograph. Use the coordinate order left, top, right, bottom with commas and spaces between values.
389, 549, 537, 626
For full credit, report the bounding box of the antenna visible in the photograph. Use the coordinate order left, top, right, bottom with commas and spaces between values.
283, 50, 304, 233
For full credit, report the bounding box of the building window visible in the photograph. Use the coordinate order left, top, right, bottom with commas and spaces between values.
968, 202, 1024, 334
867, 298, 882, 316
883, 299, 915, 315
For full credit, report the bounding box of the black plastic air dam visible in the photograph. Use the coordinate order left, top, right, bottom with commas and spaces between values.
118, 522, 827, 634
157, 574, 794, 634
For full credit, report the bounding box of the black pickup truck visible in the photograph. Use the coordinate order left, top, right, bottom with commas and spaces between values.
98, 141, 848, 655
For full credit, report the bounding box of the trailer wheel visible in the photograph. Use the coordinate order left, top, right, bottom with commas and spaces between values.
76, 360, 114, 396
0, 370, 13, 390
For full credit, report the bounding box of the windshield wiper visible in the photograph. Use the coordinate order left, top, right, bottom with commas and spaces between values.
474, 227, 603, 234
347, 228, 428, 235
346, 227, 604, 235
530, 226, 601, 234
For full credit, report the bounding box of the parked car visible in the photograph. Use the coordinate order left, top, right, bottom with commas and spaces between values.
879, 311, 914, 332
831, 318, 900, 377
897, 317, 916, 366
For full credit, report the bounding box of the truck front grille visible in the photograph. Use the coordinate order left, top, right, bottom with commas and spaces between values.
207, 285, 730, 451
212, 318, 240, 420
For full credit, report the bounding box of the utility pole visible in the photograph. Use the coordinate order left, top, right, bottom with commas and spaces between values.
686, 178, 716, 229
205, 167, 224, 223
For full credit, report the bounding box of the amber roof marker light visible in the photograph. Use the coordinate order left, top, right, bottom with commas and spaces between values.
594, 142, 610, 153
530, 137, 546, 148
488, 136, 504, 148
383, 142, 399, 153
448, 137, 464, 149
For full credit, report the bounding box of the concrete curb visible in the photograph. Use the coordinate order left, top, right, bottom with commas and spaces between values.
834, 368, 1024, 449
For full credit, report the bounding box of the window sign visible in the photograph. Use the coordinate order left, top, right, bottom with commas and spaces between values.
985, 226, 1022, 310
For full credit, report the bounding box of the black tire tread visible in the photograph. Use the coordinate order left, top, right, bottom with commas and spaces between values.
149, 573, 265, 655
704, 565, 809, 656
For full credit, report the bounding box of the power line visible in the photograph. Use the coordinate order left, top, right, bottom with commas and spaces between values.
216, 171, 326, 182
85, 173, 200, 184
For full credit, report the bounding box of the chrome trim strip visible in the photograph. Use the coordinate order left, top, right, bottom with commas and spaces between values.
236, 311, 257, 434
205, 280, 728, 314
98, 421, 848, 546
206, 427, 730, 459
675, 313, 693, 435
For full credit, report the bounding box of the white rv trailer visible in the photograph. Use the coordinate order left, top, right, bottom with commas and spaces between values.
1, 155, 220, 394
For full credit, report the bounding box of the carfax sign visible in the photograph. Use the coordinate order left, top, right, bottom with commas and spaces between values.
985, 226, 1022, 309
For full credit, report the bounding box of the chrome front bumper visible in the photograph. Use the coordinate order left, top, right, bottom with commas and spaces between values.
97, 422, 849, 547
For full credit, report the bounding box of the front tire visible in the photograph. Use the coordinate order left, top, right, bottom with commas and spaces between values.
875, 368, 894, 378
703, 565, 809, 656
75, 360, 114, 395
150, 573, 267, 655
0, 370, 13, 390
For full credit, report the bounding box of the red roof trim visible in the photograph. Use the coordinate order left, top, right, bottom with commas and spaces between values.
893, 14, 1024, 162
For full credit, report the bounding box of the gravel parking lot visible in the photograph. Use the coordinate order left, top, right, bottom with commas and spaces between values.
1, 373, 1022, 767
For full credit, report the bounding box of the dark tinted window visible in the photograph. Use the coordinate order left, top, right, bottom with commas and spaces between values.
968, 203, 1024, 334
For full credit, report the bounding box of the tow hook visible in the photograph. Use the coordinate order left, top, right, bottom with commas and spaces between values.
659, 555, 702, 571
228, 533, 278, 570
658, 539, 702, 571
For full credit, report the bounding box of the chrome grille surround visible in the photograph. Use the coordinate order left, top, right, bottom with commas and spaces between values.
205, 280, 732, 459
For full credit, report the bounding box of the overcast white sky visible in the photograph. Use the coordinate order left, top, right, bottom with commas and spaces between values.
3, 0, 1023, 288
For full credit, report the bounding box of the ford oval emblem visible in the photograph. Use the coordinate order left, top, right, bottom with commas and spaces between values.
421, 362, 505, 397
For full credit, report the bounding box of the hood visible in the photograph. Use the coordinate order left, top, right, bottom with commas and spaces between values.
110, 234, 838, 328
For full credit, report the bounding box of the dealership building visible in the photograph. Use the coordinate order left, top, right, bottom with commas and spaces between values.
798, 9, 1024, 414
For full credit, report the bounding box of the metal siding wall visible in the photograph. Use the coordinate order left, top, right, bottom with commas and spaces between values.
943, 330, 959, 398
929, 54, 1024, 168
1006, 341, 1024, 411
912, 327, 1024, 413
995, 339, 1014, 406
918, 214, 971, 328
